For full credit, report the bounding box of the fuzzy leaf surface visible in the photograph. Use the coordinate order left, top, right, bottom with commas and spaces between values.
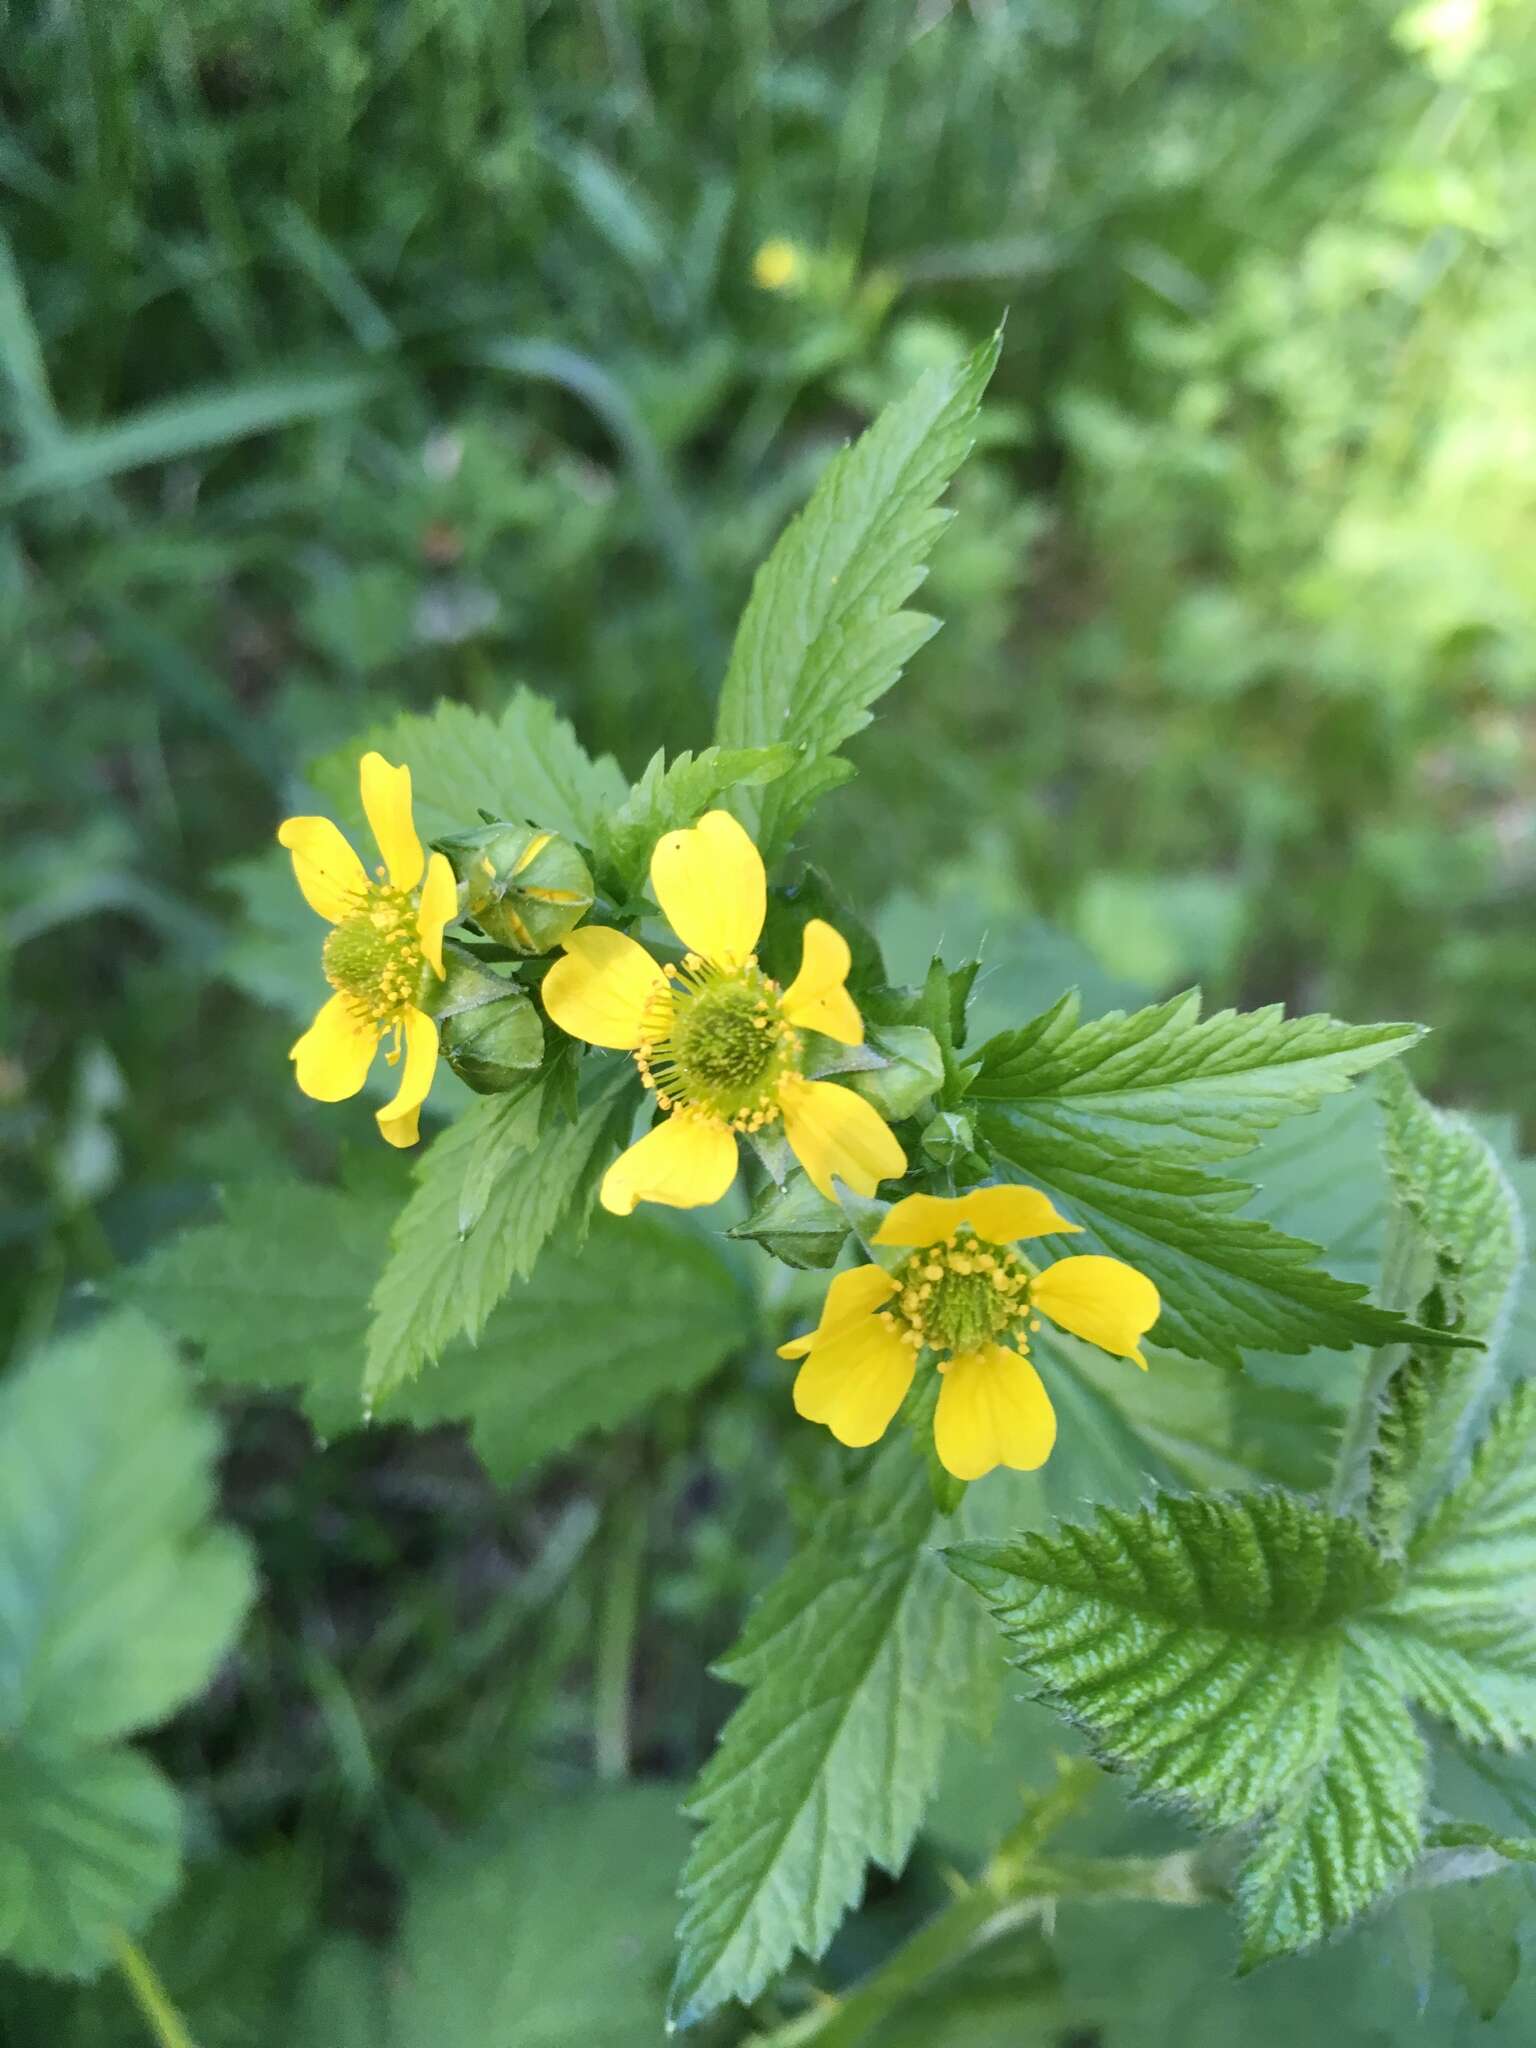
311, 689, 627, 847
669, 1434, 994, 2026
948, 1493, 1428, 1963
0, 1315, 254, 1976
364, 1069, 634, 1400
715, 330, 999, 857
971, 990, 1421, 1163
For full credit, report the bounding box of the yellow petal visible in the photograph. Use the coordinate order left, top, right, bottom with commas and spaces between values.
1030, 1255, 1161, 1368
649, 809, 766, 967
600, 1113, 738, 1215
290, 993, 376, 1102
415, 851, 458, 980
781, 919, 863, 1045
874, 1184, 1082, 1248
277, 816, 368, 924
360, 752, 424, 892
779, 1077, 906, 1202
793, 1307, 916, 1449
377, 1007, 439, 1149
934, 1345, 1057, 1481
778, 1263, 899, 1360
542, 927, 668, 1050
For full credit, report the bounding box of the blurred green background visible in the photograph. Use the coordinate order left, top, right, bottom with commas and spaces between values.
4, 1, 1535, 2041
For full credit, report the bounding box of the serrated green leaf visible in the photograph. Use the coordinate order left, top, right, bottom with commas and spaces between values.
121, 1181, 393, 1436
310, 689, 627, 848
948, 1492, 1430, 1964
0, 1746, 182, 1981
364, 1067, 635, 1401
971, 990, 1421, 1164
593, 742, 793, 895
1364, 1379, 1536, 1749
392, 1213, 752, 1480
977, 1118, 1429, 1369
716, 330, 1000, 858
0, 1315, 254, 1978
1237, 1663, 1426, 1971
669, 1433, 995, 2027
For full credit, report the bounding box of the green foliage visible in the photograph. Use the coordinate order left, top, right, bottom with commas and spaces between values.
669, 1431, 996, 2027
364, 1070, 635, 1401
311, 691, 627, 849
971, 992, 1421, 1163
392, 1214, 753, 1482
122, 1180, 393, 1436
594, 743, 793, 897
948, 1495, 1429, 1967
716, 330, 1000, 859
0, 1316, 253, 1978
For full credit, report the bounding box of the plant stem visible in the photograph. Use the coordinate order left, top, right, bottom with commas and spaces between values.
114, 1932, 198, 2048
594, 1468, 648, 1781
753, 1767, 1223, 2048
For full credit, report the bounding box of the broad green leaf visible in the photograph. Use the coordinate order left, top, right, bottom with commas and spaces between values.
392, 1787, 687, 2047
0, 1315, 254, 1977
970, 990, 1420, 1163
948, 1493, 1428, 1963
0, 1746, 181, 1981
0, 1315, 254, 1746
393, 1213, 752, 1481
1363, 1379, 1536, 1749
716, 330, 1000, 858
310, 689, 627, 849
593, 743, 792, 895
122, 1180, 393, 1437
364, 1068, 635, 1401
669, 1432, 995, 2027
1237, 1663, 1426, 1970
976, 1116, 1430, 1369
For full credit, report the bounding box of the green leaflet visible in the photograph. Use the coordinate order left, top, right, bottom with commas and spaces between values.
309, 689, 627, 848
947, 1494, 1431, 1966
363, 1067, 635, 1401
715, 330, 1000, 860
668, 1431, 997, 2027
593, 742, 793, 896
970, 990, 1421, 1163
0, 1315, 254, 1978
391, 1213, 753, 1481
122, 1178, 394, 1436
1362, 1379, 1536, 1749
976, 1118, 1428, 1369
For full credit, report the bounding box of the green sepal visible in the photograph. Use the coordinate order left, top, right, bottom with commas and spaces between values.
843, 1024, 944, 1122
729, 1175, 848, 1270
434, 819, 594, 955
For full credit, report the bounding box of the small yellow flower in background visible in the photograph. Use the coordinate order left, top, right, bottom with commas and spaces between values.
780, 1186, 1160, 1482
279, 753, 459, 1148
753, 237, 807, 293
542, 809, 905, 1215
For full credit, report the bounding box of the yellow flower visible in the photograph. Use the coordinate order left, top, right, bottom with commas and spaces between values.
752, 237, 807, 292
278, 753, 459, 1148
779, 1186, 1161, 1482
541, 809, 905, 1215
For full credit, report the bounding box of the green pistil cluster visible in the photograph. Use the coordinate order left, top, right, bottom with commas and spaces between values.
323, 880, 426, 1028
881, 1229, 1035, 1358
635, 953, 801, 1131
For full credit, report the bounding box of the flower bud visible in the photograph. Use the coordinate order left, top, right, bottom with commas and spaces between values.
844, 1025, 943, 1124
441, 988, 544, 1094
434, 822, 594, 956
920, 1110, 976, 1169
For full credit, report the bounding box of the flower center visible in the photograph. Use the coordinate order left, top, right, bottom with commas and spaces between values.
322, 884, 427, 1026
882, 1229, 1033, 1357
635, 954, 801, 1131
